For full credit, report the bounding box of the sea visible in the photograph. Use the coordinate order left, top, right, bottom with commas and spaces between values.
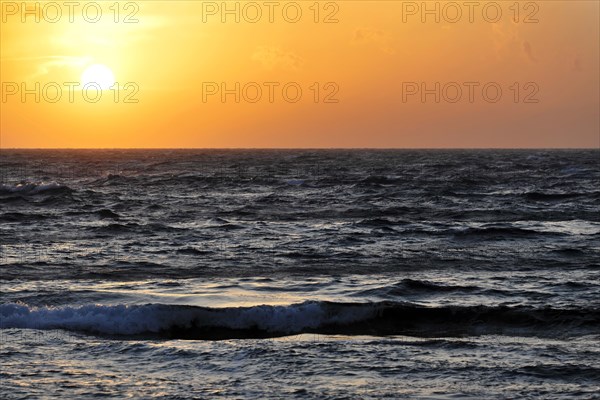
1, 149, 599, 399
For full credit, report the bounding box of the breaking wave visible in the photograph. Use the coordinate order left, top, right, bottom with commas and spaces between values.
2, 301, 598, 340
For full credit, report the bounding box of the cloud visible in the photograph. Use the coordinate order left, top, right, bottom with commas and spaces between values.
491, 22, 536, 64
571, 55, 583, 72
251, 47, 304, 71
352, 28, 395, 55
522, 41, 536, 63
33, 56, 91, 78
3, 56, 92, 80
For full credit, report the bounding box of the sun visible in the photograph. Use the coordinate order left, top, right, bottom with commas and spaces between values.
80, 64, 116, 90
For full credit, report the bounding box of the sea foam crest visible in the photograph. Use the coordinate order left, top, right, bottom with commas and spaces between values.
0, 302, 376, 335
0, 181, 69, 195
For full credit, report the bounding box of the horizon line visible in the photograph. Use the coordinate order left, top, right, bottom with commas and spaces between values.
1, 147, 599, 151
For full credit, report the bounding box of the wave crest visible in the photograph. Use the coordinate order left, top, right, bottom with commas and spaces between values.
2, 301, 598, 339
0, 181, 70, 195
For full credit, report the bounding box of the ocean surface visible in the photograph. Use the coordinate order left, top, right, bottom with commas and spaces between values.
1, 149, 599, 399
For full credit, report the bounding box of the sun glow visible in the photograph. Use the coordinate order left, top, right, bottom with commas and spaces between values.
80, 64, 116, 90
0, 1, 598, 148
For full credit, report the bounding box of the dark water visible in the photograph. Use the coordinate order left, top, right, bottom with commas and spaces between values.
1, 149, 599, 398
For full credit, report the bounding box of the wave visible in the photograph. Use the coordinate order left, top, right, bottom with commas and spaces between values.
0, 212, 49, 222
176, 247, 213, 255
90, 222, 186, 234
453, 226, 562, 239
354, 279, 480, 297
1, 301, 598, 340
357, 175, 402, 186
524, 191, 593, 201
0, 181, 71, 195
96, 209, 120, 219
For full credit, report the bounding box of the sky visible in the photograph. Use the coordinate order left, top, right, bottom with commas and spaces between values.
1, 0, 598, 148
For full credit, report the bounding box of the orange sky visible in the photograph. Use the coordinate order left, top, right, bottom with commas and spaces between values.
1, 0, 598, 148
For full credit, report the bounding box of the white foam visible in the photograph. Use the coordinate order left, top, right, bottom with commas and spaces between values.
0, 302, 376, 335
0, 181, 67, 194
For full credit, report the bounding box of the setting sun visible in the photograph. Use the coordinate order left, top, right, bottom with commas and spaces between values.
80, 64, 115, 90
